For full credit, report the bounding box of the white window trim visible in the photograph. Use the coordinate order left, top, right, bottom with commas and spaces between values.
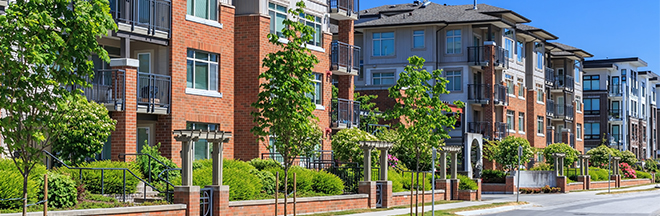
445, 29, 462, 54
371, 71, 396, 86
537, 133, 545, 137
310, 73, 323, 108
276, 38, 326, 53
516, 40, 525, 63
186, 14, 223, 28
412, 29, 425, 49
373, 32, 395, 57
187, 50, 220, 93
186, 88, 223, 98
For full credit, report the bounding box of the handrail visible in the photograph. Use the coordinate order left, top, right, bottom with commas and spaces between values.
118, 153, 180, 182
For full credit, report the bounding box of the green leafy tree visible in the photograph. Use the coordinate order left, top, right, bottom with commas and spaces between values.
331, 128, 379, 165
386, 55, 464, 173
0, 0, 115, 214
354, 92, 381, 131
586, 145, 622, 168
52, 95, 116, 165
543, 143, 579, 167
620, 150, 637, 167
250, 2, 322, 214
490, 136, 534, 171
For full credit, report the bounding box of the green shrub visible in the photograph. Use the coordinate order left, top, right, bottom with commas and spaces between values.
266, 166, 315, 193
248, 158, 283, 171
566, 168, 578, 182
136, 143, 180, 183
643, 161, 657, 172
387, 169, 404, 192
312, 171, 344, 195
588, 167, 609, 181
587, 146, 622, 168
173, 159, 263, 201
0, 159, 47, 181
400, 172, 432, 191
331, 128, 379, 165
250, 169, 276, 195
54, 160, 142, 194
636, 171, 652, 179
620, 151, 637, 167
481, 169, 506, 183
457, 175, 478, 190
36, 172, 77, 208
544, 143, 579, 167
0, 170, 38, 209
529, 162, 554, 171
225, 159, 256, 171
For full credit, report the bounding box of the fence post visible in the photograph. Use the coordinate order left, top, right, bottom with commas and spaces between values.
123, 169, 127, 202
422, 172, 426, 214
294, 172, 297, 216
148, 156, 152, 182
275, 172, 279, 216
410, 172, 413, 216
101, 169, 105, 195
43, 174, 48, 215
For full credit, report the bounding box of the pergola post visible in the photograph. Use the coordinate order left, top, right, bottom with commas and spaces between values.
439, 151, 447, 180
174, 135, 197, 186
361, 146, 374, 181
377, 146, 391, 181
552, 153, 566, 176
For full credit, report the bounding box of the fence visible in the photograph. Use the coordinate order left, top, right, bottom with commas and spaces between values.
137, 72, 171, 114
109, 0, 172, 35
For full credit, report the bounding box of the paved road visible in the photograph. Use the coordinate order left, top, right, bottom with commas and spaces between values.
482, 185, 660, 216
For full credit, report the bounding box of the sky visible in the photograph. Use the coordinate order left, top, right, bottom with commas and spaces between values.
360, 0, 660, 73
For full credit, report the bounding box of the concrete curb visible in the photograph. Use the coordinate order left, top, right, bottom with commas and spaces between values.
454, 204, 533, 216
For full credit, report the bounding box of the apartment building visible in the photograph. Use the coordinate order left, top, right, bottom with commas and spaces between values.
353, 2, 589, 170
583, 58, 657, 159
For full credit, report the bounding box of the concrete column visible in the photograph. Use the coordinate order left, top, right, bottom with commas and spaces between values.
378, 148, 389, 181
440, 151, 447, 179
584, 158, 590, 175
554, 156, 559, 176
579, 157, 584, 176
362, 146, 373, 181
109, 58, 139, 162
559, 157, 564, 176
179, 138, 196, 186
450, 152, 458, 179
208, 139, 225, 185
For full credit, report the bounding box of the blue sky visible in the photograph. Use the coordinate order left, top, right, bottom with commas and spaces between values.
360, 0, 660, 73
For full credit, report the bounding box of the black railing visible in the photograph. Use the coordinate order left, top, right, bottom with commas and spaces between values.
331, 41, 360, 74
545, 68, 555, 85
554, 75, 574, 91
494, 46, 509, 69
570, 133, 575, 148
109, 0, 171, 36
609, 84, 622, 96
546, 99, 555, 116
468, 121, 491, 139
493, 84, 508, 105
494, 122, 508, 140
331, 98, 360, 129
467, 84, 490, 103
609, 109, 623, 120
556, 104, 575, 119
467, 46, 508, 69
546, 129, 553, 145
78, 69, 126, 111
328, 0, 359, 16
137, 72, 171, 114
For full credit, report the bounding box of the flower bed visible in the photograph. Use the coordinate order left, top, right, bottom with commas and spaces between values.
518, 185, 561, 194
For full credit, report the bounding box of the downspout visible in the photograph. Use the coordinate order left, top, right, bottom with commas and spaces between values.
435, 24, 449, 79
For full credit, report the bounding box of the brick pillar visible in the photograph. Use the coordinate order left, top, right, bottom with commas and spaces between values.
358, 181, 377, 209
475, 179, 482, 201
435, 179, 451, 200
377, 181, 393, 208
450, 179, 460, 200
338, 20, 354, 45
207, 185, 229, 216
505, 176, 515, 194
483, 43, 497, 136
548, 126, 555, 145
337, 19, 356, 101
585, 175, 591, 190
109, 58, 139, 162
174, 186, 200, 216
577, 176, 588, 190
556, 176, 567, 193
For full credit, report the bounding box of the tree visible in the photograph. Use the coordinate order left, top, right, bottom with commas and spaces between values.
52, 95, 116, 165
543, 143, 579, 167
586, 145, 622, 168
250, 2, 322, 215
490, 136, 534, 171
386, 55, 464, 173
620, 150, 637, 167
0, 0, 115, 214
354, 92, 382, 131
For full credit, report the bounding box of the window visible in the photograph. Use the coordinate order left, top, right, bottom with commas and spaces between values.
373, 32, 395, 56
574, 60, 581, 82
577, 124, 582, 139
187, 122, 219, 160
308, 73, 322, 105
187, 50, 219, 91
188, 0, 217, 20
536, 89, 543, 102
516, 40, 524, 62
583, 75, 600, 90
576, 96, 582, 111
504, 39, 514, 59
446, 70, 462, 91
518, 112, 525, 132
583, 98, 600, 115
517, 78, 524, 97
413, 30, 425, 48
137, 53, 151, 73
269, 3, 287, 37
300, 13, 323, 47
506, 110, 514, 131
612, 125, 621, 142
584, 123, 600, 140
372, 72, 395, 85
505, 75, 514, 95
446, 29, 461, 54
534, 42, 543, 69
537, 116, 543, 134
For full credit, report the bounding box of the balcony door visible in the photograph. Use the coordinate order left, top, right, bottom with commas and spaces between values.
557, 96, 565, 115
137, 52, 151, 74
557, 68, 565, 86
612, 76, 620, 93
137, 127, 150, 153
556, 125, 564, 143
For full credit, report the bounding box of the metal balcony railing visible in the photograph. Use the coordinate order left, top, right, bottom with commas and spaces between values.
609, 84, 622, 96
546, 99, 555, 116
609, 109, 623, 120
494, 122, 508, 140
545, 67, 555, 85
331, 98, 360, 129
570, 133, 575, 148
330, 41, 360, 75
137, 72, 171, 114
467, 46, 508, 69
76, 69, 126, 111
328, 0, 359, 16
110, 0, 171, 36
468, 121, 491, 139
467, 84, 490, 103
493, 84, 508, 106
553, 75, 574, 91
494, 46, 509, 69
546, 129, 553, 145
556, 104, 575, 120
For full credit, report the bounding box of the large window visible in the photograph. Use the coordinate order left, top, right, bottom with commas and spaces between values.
445, 70, 462, 91
373, 32, 395, 56
446, 29, 461, 54
612, 125, 620, 142
536, 89, 544, 102
584, 123, 600, 140
187, 122, 219, 160
505, 39, 514, 59
517, 78, 524, 97
372, 72, 395, 85
269, 3, 287, 37
577, 124, 582, 140
506, 110, 514, 131
300, 13, 323, 47
188, 0, 217, 20
537, 116, 543, 134
583, 98, 600, 115
574, 60, 581, 82
583, 75, 600, 90
535, 42, 543, 70
505, 75, 514, 95
518, 112, 525, 132
187, 50, 219, 91
413, 30, 425, 48
516, 40, 524, 62
308, 73, 322, 105
576, 96, 582, 112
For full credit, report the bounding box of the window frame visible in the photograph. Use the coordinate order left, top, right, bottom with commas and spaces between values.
516, 40, 524, 62
445, 70, 462, 92
187, 0, 218, 21
299, 13, 323, 47
137, 52, 152, 74
537, 116, 544, 135
584, 122, 601, 140
309, 73, 323, 106
583, 98, 600, 115
534, 42, 543, 70
445, 29, 462, 54
372, 71, 395, 85
506, 110, 515, 132
517, 78, 524, 98
186, 49, 219, 92
583, 75, 600, 91
269, 3, 288, 38
518, 112, 525, 132
576, 123, 582, 140
412, 30, 425, 49
372, 32, 395, 57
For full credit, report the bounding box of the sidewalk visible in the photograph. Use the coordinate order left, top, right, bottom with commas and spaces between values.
341, 200, 507, 216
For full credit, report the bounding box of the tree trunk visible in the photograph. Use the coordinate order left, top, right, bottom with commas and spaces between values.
284, 166, 289, 216
22, 173, 28, 216
415, 151, 420, 215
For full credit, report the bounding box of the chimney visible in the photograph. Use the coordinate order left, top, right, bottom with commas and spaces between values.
473, 0, 477, 10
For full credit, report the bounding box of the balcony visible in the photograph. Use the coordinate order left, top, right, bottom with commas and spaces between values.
545, 68, 554, 86
609, 84, 623, 97
80, 69, 126, 111
553, 104, 575, 121
331, 98, 360, 129
467, 46, 508, 70
546, 99, 555, 117
328, 0, 358, 20
493, 84, 508, 106
494, 122, 508, 140
110, 0, 171, 39
330, 41, 360, 76
551, 75, 574, 93
467, 84, 490, 104
468, 121, 491, 139
609, 109, 623, 121
137, 72, 171, 114
546, 129, 553, 145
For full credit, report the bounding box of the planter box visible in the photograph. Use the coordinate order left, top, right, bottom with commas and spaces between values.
458, 190, 477, 201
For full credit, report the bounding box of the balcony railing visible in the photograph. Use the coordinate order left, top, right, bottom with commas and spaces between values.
137, 72, 171, 114
328, 0, 359, 19
494, 122, 508, 140
467, 46, 508, 69
609, 109, 623, 120
609, 84, 623, 96
468, 121, 491, 139
76, 69, 126, 111
570, 133, 575, 148
546, 129, 553, 145
467, 84, 490, 104
546, 99, 555, 117
553, 75, 574, 91
331, 98, 360, 129
555, 104, 575, 120
545, 68, 555, 86
110, 0, 171, 36
330, 41, 360, 76
493, 84, 508, 106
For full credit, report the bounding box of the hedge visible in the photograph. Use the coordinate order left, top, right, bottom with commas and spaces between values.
457, 175, 478, 190
481, 169, 506, 183
36, 172, 77, 208
265, 166, 344, 195
0, 160, 48, 210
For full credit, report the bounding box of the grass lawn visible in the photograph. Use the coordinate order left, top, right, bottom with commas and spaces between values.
309, 200, 460, 216
596, 188, 660, 195
400, 202, 527, 216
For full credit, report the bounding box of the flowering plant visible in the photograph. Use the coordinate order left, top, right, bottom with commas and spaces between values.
387, 154, 400, 168
620, 162, 637, 179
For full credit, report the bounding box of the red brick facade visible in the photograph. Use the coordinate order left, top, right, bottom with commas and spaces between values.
110, 67, 138, 161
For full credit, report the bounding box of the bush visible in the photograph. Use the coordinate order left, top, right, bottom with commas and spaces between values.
312, 171, 344, 195
588, 167, 609, 181
620, 151, 637, 167
36, 172, 77, 208
222, 168, 262, 200
266, 166, 314, 194
489, 136, 534, 171
620, 163, 636, 179
0, 159, 47, 181
54, 160, 143, 194
331, 128, 379, 165
387, 169, 405, 192
248, 158, 283, 171
543, 143, 579, 166
0, 170, 38, 209
400, 172, 432, 191
457, 175, 478, 190
636, 171, 652, 179
250, 169, 276, 195
529, 162, 554, 171
481, 169, 507, 183
136, 143, 180, 183
586, 146, 622, 168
